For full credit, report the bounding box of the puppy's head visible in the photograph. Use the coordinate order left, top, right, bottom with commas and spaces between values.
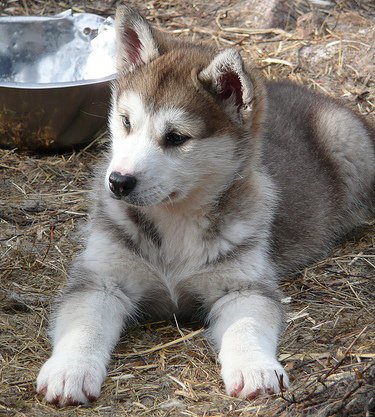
106, 5, 265, 207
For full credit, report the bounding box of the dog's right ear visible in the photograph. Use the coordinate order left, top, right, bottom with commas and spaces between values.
115, 6, 160, 73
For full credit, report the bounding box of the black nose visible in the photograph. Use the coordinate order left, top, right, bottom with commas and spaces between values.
109, 172, 137, 198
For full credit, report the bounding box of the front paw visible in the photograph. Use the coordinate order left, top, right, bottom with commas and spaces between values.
36, 353, 106, 406
220, 352, 289, 399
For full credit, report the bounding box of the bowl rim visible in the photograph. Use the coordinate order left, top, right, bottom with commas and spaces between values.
0, 73, 117, 89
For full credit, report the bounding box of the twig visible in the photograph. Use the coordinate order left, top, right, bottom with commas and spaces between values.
122, 328, 204, 357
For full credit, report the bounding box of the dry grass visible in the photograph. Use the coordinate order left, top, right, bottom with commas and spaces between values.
1, 1, 374, 416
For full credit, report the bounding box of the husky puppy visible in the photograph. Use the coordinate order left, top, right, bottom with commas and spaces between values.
37, 5, 375, 406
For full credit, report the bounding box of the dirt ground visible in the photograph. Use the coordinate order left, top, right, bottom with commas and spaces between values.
1, 1, 374, 416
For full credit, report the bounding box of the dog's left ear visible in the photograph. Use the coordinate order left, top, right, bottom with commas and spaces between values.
198, 49, 254, 121
115, 5, 160, 73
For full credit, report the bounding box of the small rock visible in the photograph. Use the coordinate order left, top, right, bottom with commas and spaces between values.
21, 198, 45, 213
296, 11, 327, 38
226, 0, 296, 30
159, 399, 186, 410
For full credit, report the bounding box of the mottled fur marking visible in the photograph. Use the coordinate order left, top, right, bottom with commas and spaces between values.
127, 207, 162, 248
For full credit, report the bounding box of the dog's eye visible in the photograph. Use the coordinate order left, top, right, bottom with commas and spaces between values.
165, 132, 190, 147
121, 115, 131, 130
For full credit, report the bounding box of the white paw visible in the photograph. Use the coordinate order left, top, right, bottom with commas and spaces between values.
220, 353, 289, 399
36, 353, 106, 406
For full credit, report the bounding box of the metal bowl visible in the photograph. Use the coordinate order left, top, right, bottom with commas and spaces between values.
0, 10, 116, 151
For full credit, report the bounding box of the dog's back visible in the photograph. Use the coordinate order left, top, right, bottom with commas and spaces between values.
262, 81, 375, 273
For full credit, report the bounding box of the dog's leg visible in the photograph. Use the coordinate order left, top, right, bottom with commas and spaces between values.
36, 224, 151, 406
207, 289, 288, 398
36, 274, 135, 406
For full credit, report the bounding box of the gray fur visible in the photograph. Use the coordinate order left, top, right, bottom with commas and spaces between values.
262, 81, 374, 273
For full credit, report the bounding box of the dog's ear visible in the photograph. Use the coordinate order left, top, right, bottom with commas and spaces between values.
198, 49, 254, 121
115, 6, 160, 73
